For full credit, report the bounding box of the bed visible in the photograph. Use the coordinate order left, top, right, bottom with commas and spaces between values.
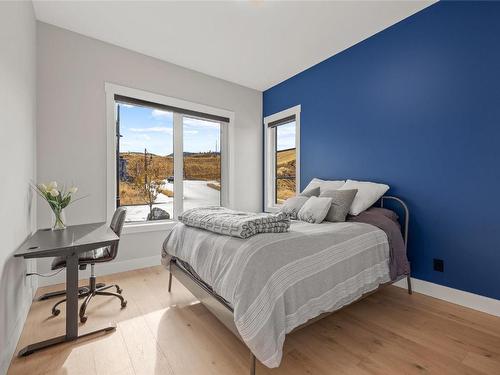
161, 196, 411, 375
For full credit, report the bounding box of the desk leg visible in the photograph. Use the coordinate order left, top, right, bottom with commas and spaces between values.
66, 251, 79, 339
18, 252, 116, 357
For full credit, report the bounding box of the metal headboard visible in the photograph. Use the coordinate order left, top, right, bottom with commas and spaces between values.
380, 196, 409, 251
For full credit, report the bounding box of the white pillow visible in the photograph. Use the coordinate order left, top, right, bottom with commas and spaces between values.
339, 179, 389, 215
302, 178, 345, 194
297, 196, 333, 224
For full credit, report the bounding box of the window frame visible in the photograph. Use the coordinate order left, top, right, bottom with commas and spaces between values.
105, 83, 235, 233
263, 105, 301, 212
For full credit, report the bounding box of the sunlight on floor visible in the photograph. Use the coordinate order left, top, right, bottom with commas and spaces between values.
9, 266, 500, 375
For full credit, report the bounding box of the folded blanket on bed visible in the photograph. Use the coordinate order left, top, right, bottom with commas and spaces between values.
178, 206, 291, 238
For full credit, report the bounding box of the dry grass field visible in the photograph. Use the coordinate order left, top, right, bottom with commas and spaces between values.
119, 183, 148, 205
119, 150, 293, 206
276, 148, 296, 203
119, 152, 220, 205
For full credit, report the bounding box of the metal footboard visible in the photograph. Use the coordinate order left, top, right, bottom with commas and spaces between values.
380, 195, 412, 294
381, 195, 409, 248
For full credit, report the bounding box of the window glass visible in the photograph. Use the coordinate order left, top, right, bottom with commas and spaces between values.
117, 104, 174, 222
275, 121, 296, 204
182, 116, 221, 210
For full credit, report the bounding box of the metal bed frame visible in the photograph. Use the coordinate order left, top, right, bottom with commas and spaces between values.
167, 196, 411, 375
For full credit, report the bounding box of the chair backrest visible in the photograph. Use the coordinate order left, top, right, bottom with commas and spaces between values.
108, 207, 127, 259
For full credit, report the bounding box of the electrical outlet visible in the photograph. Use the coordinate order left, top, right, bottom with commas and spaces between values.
433, 258, 444, 272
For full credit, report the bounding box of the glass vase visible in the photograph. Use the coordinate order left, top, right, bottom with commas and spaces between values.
52, 209, 66, 230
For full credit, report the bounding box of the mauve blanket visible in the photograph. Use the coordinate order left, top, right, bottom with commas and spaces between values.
348, 207, 410, 280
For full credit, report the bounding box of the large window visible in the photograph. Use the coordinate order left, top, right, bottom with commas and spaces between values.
109, 88, 229, 224
264, 105, 300, 212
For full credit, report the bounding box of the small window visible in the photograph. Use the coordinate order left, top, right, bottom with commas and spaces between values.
264, 106, 300, 212
275, 120, 296, 204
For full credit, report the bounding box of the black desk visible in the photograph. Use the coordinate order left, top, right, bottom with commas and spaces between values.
14, 222, 119, 356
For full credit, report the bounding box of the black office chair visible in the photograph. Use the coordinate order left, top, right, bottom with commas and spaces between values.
50, 207, 128, 323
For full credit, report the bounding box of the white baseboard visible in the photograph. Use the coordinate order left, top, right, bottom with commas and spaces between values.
37, 255, 162, 287
35, 261, 500, 316
393, 277, 500, 317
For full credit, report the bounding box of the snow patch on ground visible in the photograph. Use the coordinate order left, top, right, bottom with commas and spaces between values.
124, 179, 220, 222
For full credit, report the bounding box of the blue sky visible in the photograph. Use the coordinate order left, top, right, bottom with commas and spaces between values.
276, 121, 296, 151
118, 104, 221, 155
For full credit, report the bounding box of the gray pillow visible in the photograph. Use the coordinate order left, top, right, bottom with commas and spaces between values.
320, 189, 358, 222
280, 196, 309, 219
299, 186, 320, 197
297, 196, 333, 224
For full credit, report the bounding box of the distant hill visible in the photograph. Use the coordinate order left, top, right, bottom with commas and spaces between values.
121, 151, 165, 158
277, 148, 296, 166
121, 151, 220, 157
166, 151, 220, 157
276, 148, 296, 203
120, 151, 220, 180
119, 150, 221, 205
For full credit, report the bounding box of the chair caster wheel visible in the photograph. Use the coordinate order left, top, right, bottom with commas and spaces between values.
117, 288, 122, 294
52, 309, 60, 316
121, 300, 127, 308
80, 316, 87, 323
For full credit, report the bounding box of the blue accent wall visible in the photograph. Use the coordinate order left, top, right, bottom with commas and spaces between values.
263, 2, 500, 300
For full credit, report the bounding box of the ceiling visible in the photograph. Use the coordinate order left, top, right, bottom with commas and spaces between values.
32, 1, 435, 91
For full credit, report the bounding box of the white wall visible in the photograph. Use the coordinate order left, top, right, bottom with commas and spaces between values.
0, 2, 37, 374
36, 22, 262, 280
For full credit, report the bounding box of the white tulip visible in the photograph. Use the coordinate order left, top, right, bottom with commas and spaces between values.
49, 189, 59, 197
38, 183, 48, 193
47, 181, 58, 190
68, 186, 78, 194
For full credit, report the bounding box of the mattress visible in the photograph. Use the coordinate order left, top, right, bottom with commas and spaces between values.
162, 220, 391, 367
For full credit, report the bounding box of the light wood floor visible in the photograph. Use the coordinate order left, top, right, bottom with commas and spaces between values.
8, 266, 500, 375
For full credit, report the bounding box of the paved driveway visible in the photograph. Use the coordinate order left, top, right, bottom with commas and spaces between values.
124, 180, 220, 222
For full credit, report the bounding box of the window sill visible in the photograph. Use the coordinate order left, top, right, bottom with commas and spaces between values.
122, 220, 177, 235
265, 205, 282, 213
